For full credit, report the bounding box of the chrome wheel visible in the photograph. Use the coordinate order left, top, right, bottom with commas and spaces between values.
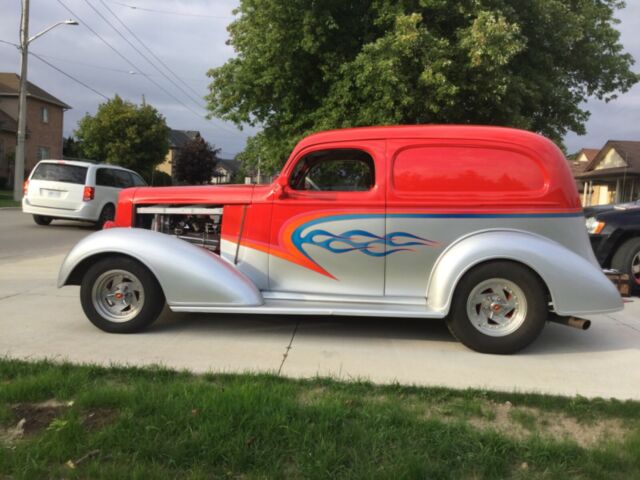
632, 252, 640, 285
91, 269, 145, 323
466, 278, 528, 337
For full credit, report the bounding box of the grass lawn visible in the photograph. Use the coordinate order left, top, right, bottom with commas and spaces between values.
0, 189, 19, 208
1, 359, 639, 479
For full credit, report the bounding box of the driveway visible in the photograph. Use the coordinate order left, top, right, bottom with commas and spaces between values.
1, 209, 639, 400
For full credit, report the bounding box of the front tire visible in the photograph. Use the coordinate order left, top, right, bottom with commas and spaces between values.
446, 261, 548, 354
611, 237, 640, 294
32, 214, 52, 226
80, 255, 165, 333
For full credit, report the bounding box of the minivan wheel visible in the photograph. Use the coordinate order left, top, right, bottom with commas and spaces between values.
96, 204, 115, 229
446, 261, 547, 354
32, 214, 52, 226
80, 256, 165, 333
611, 237, 640, 293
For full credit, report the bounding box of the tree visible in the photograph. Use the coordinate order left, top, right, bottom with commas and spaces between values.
75, 95, 169, 179
62, 136, 83, 159
207, 0, 638, 173
173, 135, 220, 185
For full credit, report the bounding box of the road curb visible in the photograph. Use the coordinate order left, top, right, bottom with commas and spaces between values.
0, 207, 20, 210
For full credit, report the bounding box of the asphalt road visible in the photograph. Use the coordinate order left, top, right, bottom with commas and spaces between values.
0, 208, 94, 260
1, 208, 639, 400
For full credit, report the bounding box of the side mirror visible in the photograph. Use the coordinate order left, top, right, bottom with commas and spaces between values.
271, 175, 289, 199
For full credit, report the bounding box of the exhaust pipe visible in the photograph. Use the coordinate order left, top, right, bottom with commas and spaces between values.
548, 315, 591, 330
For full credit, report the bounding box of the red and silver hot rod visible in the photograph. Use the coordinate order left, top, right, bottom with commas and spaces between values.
59, 126, 623, 353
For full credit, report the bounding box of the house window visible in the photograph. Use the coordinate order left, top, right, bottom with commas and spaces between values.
0, 140, 5, 168
37, 146, 51, 161
41, 106, 49, 123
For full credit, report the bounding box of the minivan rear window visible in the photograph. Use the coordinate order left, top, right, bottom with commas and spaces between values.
31, 163, 88, 184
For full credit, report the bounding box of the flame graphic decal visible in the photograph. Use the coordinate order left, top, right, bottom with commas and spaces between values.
296, 229, 438, 258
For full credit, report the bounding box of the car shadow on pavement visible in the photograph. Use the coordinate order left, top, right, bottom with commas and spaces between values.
149, 308, 638, 355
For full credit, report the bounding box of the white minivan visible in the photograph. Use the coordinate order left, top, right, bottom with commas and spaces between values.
22, 160, 146, 227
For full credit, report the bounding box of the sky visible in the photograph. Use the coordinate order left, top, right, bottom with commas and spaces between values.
0, 0, 638, 158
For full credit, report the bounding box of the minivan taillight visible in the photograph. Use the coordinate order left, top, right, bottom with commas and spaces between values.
83, 186, 95, 201
23, 179, 29, 195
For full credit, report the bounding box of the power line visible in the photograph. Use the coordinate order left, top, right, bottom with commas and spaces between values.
98, 0, 203, 100
0, 39, 109, 100
89, 0, 204, 108
105, 0, 233, 19
30, 52, 109, 100
93, 0, 245, 138
59, 0, 247, 138
56, 0, 205, 120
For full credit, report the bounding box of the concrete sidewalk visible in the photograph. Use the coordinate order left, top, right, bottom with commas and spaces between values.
1, 253, 639, 400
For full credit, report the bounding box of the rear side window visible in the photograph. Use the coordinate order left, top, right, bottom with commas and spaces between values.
96, 168, 117, 187
113, 170, 133, 188
130, 173, 146, 186
393, 146, 545, 194
31, 163, 87, 184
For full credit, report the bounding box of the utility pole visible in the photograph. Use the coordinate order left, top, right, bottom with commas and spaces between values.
12, 1, 78, 201
13, 0, 30, 201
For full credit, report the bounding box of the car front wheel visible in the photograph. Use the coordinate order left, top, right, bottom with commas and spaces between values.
446, 261, 548, 354
80, 256, 165, 333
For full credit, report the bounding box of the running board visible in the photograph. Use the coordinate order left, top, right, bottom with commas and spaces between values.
169, 298, 445, 318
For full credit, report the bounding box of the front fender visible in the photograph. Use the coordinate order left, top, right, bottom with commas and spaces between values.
426, 230, 623, 317
58, 228, 263, 308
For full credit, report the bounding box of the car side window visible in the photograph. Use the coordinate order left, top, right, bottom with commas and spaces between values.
96, 168, 117, 187
113, 170, 133, 188
130, 173, 146, 186
289, 149, 374, 192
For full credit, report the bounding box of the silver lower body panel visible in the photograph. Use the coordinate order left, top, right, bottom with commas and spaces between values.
169, 298, 444, 318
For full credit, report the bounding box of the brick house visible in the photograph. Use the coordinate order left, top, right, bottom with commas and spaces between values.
0, 73, 70, 187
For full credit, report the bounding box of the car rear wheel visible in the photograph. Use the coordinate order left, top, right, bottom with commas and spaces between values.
32, 214, 52, 226
446, 261, 548, 354
95, 204, 115, 229
611, 237, 640, 293
80, 256, 165, 333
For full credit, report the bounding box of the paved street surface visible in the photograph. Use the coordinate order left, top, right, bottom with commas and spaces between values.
0, 208, 94, 260
1, 209, 639, 400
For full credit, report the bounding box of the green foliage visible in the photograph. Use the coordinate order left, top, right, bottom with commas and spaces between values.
150, 170, 172, 187
74, 96, 170, 177
62, 137, 83, 159
206, 0, 638, 172
173, 135, 220, 185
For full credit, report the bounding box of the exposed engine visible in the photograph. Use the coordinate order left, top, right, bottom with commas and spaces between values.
135, 205, 222, 253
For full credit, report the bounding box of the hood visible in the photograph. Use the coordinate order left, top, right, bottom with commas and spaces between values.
584, 201, 640, 218
130, 184, 256, 205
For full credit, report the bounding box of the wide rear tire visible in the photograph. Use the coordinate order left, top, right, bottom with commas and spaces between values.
80, 255, 165, 333
446, 261, 548, 354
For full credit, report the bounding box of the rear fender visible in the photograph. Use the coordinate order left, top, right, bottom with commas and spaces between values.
426, 230, 623, 317
58, 228, 263, 308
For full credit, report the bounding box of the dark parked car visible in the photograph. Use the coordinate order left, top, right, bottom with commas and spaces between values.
585, 201, 640, 292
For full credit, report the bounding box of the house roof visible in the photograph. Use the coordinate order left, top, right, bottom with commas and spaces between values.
577, 141, 640, 179
216, 158, 241, 174
0, 108, 17, 133
168, 129, 200, 149
578, 148, 600, 163
0, 72, 71, 109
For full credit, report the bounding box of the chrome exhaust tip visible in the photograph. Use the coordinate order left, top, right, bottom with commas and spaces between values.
549, 315, 591, 330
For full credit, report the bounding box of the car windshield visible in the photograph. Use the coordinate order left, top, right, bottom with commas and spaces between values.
31, 163, 88, 184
